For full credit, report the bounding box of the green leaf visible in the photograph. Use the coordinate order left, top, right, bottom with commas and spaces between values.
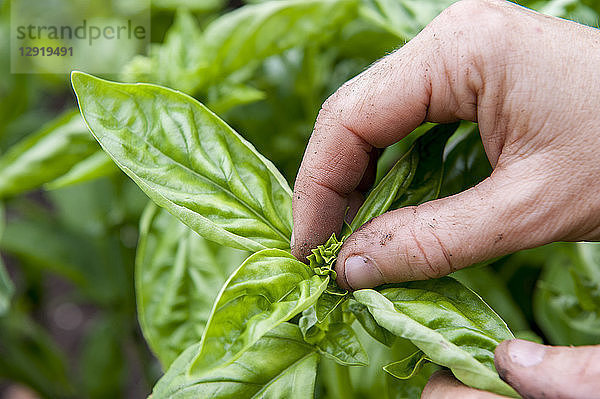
126, 0, 359, 94
316, 323, 368, 366
72, 72, 293, 252
0, 203, 14, 315
207, 83, 267, 115
533, 242, 600, 344
354, 277, 517, 397
122, 10, 204, 93
348, 300, 396, 347
46, 150, 117, 190
359, 0, 455, 40
440, 123, 491, 197
0, 110, 97, 198
392, 123, 458, 208
152, 0, 224, 12
452, 265, 530, 333
307, 233, 348, 296
200, 0, 357, 85
351, 123, 457, 231
351, 144, 417, 230
136, 203, 248, 368
315, 292, 348, 322
383, 350, 430, 379
570, 267, 600, 312
153, 323, 318, 399
299, 306, 368, 366
189, 248, 327, 374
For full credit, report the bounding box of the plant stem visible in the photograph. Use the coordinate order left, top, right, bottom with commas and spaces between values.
332, 362, 353, 398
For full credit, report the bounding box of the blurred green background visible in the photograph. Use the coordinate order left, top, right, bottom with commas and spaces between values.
0, 0, 599, 398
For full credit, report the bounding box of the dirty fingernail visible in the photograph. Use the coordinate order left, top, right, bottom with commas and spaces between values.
344, 255, 384, 290
508, 339, 545, 368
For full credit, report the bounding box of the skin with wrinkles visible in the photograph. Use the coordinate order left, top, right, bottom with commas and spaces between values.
292, 0, 600, 397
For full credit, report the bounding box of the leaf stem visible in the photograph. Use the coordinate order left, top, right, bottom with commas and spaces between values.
331, 362, 353, 398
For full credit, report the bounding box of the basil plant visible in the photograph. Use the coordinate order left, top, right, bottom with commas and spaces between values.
72, 71, 518, 398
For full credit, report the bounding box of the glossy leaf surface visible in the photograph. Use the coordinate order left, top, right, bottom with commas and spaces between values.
153, 323, 318, 399
299, 306, 367, 366
136, 203, 248, 368
383, 350, 430, 379
348, 300, 395, 347
72, 72, 293, 252
316, 322, 368, 366
350, 145, 417, 230
354, 277, 517, 397
190, 248, 327, 373
392, 123, 457, 208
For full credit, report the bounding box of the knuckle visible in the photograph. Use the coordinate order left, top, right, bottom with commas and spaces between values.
318, 87, 349, 125
405, 208, 454, 279
439, 0, 498, 23
431, 0, 509, 44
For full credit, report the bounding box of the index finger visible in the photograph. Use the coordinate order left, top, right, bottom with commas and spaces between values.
291, 39, 433, 260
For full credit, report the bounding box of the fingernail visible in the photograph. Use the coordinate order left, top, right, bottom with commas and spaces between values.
344, 255, 384, 289
508, 340, 545, 368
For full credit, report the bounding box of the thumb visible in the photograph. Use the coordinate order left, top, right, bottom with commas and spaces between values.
335, 159, 556, 290
494, 339, 600, 398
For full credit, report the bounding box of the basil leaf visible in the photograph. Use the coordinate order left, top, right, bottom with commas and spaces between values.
136, 203, 248, 368
0, 203, 14, 315
72, 72, 293, 252
351, 123, 457, 231
575, 242, 600, 287
206, 83, 267, 115
440, 123, 491, 197
152, 0, 224, 12
153, 323, 318, 399
46, 151, 117, 190
350, 145, 417, 231
122, 10, 203, 93
299, 306, 368, 366
392, 123, 457, 208
348, 300, 395, 347
360, 0, 454, 40
383, 350, 430, 379
354, 277, 517, 397
0, 110, 97, 198
383, 351, 429, 380
535, 265, 600, 345
570, 267, 600, 312
452, 265, 531, 333
200, 0, 357, 86
190, 248, 327, 373
316, 323, 368, 366
126, 0, 358, 94
315, 292, 348, 322
534, 242, 600, 345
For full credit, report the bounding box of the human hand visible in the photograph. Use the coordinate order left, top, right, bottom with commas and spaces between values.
291, 0, 600, 290
421, 340, 600, 398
